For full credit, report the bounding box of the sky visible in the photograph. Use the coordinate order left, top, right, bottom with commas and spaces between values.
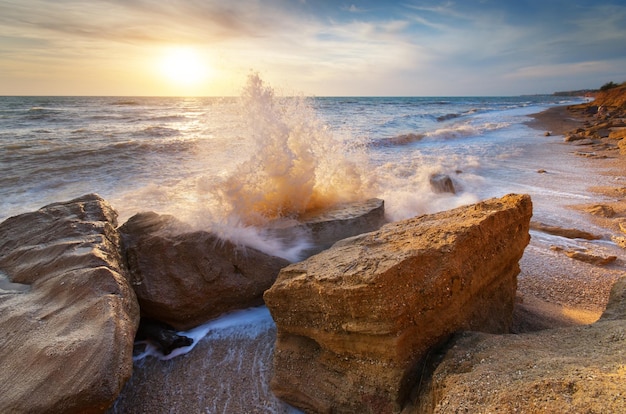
0, 0, 625, 96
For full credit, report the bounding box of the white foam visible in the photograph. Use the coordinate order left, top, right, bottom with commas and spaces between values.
133, 306, 275, 361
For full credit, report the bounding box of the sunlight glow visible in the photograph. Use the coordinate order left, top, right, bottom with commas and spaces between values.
159, 47, 211, 87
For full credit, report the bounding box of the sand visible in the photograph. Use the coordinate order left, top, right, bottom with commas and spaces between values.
515, 105, 626, 330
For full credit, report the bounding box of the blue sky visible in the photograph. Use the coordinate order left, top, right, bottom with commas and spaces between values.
0, 0, 625, 96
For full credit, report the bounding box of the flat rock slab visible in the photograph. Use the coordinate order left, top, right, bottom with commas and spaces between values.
264, 194, 532, 413
267, 198, 386, 257
0, 194, 139, 414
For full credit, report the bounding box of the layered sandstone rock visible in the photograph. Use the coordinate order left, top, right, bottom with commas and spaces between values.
0, 194, 139, 413
120, 212, 290, 330
264, 194, 532, 414
411, 275, 626, 414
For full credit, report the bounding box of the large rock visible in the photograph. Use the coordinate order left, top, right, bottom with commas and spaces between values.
0, 194, 139, 413
411, 275, 626, 413
264, 194, 532, 413
120, 212, 290, 330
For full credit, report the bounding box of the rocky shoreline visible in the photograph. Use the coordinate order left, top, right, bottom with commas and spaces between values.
1, 88, 626, 413
409, 88, 626, 413
517, 92, 626, 322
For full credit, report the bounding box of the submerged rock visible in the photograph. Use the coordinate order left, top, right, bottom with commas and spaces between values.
135, 318, 193, 355
264, 194, 532, 413
0, 194, 139, 413
429, 173, 456, 194
120, 212, 290, 330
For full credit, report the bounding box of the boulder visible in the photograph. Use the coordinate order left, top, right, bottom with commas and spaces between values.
0, 194, 139, 413
410, 275, 626, 414
429, 173, 456, 194
120, 212, 290, 330
264, 194, 532, 414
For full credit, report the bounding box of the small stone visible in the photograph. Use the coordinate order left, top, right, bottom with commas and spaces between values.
611, 236, 626, 249
584, 204, 616, 218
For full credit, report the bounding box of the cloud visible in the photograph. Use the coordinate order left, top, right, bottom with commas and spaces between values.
1, 0, 625, 95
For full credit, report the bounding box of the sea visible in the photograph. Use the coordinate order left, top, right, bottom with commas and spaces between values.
0, 74, 597, 257
0, 74, 613, 411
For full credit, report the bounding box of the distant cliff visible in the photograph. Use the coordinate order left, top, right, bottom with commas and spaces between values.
591, 84, 626, 108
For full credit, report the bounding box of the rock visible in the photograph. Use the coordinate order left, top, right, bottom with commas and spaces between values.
563, 250, 617, 266
135, 318, 193, 355
595, 128, 611, 138
0, 194, 139, 413
264, 194, 532, 414
120, 212, 290, 330
571, 138, 596, 146
530, 221, 602, 240
544, 131, 551, 136
429, 173, 456, 194
611, 235, 626, 249
410, 275, 626, 413
537, 169, 547, 174
584, 204, 616, 218
564, 133, 586, 142
267, 198, 386, 257
618, 138, 626, 155
608, 127, 626, 140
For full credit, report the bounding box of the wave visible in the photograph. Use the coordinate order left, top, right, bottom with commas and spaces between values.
133, 126, 181, 138
112, 100, 140, 106
110, 138, 196, 154
205, 73, 373, 226
425, 121, 511, 140
372, 133, 425, 147
149, 115, 188, 122
436, 113, 460, 122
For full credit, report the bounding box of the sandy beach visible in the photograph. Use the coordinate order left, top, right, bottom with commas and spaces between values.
514, 105, 626, 330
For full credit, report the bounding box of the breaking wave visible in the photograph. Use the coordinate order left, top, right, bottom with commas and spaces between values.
204, 73, 373, 226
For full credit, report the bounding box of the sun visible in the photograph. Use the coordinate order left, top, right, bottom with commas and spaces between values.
159, 47, 211, 87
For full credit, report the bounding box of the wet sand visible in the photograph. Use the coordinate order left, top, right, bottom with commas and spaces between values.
515, 105, 626, 331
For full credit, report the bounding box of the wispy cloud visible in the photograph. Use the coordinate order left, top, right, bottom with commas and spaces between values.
1, 0, 625, 95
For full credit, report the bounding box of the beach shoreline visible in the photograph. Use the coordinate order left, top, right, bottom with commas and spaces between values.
513, 104, 625, 330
